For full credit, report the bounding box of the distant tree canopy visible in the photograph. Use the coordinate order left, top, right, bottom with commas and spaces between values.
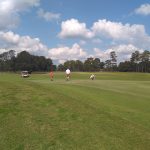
0, 50, 54, 72
84, 58, 101, 72
58, 50, 150, 72
57, 58, 104, 72
118, 50, 150, 72
58, 60, 84, 71
0, 49, 150, 72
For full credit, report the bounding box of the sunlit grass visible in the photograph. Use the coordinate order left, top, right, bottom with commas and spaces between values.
0, 72, 150, 149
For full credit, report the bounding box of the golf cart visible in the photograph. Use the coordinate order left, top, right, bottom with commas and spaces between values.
21, 71, 30, 78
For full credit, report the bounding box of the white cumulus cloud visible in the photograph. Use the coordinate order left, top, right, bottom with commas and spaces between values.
0, 31, 48, 56
37, 9, 61, 21
92, 19, 144, 41
135, 3, 150, 15
48, 43, 87, 63
94, 44, 144, 63
92, 19, 150, 49
0, 0, 40, 30
59, 19, 94, 39
59, 19, 150, 50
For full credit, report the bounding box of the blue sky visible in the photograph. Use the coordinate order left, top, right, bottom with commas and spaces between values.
0, 0, 150, 64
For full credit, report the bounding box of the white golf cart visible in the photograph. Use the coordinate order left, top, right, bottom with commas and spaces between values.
21, 71, 30, 78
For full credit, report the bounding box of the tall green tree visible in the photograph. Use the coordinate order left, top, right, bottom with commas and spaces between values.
110, 51, 117, 66
75, 60, 84, 71
118, 61, 135, 72
15, 51, 33, 71
130, 51, 140, 72
57, 64, 65, 71
105, 59, 111, 71
84, 58, 95, 72
93, 58, 101, 71
140, 50, 150, 72
110, 51, 117, 71
0, 50, 16, 71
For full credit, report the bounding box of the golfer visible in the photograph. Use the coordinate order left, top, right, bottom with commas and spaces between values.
49, 71, 54, 81
66, 68, 71, 81
90, 74, 95, 80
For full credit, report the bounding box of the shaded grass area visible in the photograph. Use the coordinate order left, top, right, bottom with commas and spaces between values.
0, 72, 150, 150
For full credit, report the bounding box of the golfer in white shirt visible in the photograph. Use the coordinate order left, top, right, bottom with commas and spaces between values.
66, 69, 71, 81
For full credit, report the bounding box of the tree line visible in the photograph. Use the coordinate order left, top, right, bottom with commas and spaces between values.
118, 50, 150, 72
57, 51, 118, 72
0, 50, 54, 72
57, 58, 104, 72
58, 50, 150, 72
0, 50, 150, 72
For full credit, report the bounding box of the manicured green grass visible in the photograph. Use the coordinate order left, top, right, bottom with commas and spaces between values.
0, 72, 150, 150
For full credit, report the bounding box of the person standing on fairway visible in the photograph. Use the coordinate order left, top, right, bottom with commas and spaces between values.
49, 71, 54, 81
90, 74, 95, 80
66, 68, 71, 81
49, 64, 54, 81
